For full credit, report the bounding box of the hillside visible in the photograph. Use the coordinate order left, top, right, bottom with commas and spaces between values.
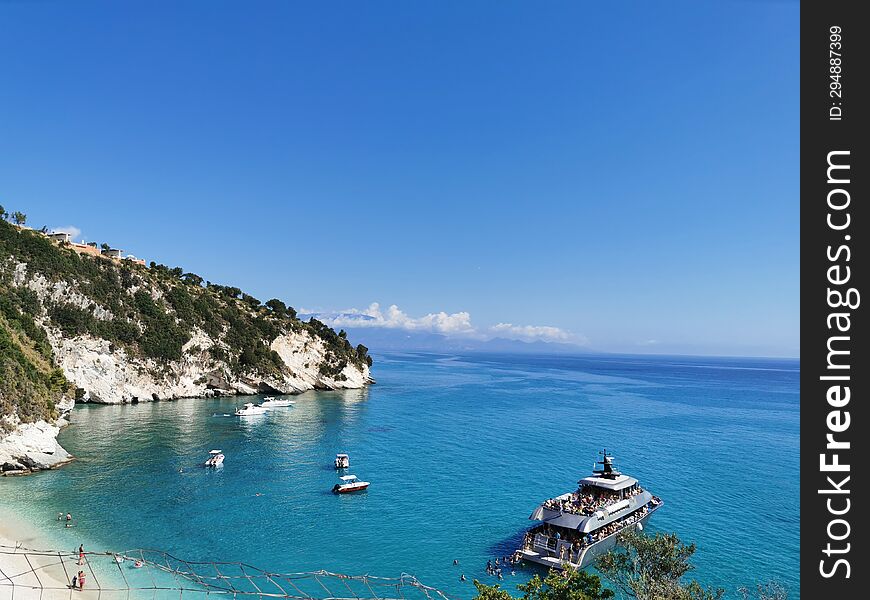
0, 215, 372, 472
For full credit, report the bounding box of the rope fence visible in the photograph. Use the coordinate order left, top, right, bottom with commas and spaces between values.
0, 546, 455, 600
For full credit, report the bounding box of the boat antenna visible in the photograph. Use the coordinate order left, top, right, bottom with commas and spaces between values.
593, 449, 621, 479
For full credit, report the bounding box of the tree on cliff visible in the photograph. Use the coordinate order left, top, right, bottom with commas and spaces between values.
597, 530, 724, 600
356, 344, 372, 367
266, 298, 287, 314
11, 211, 26, 226
0, 205, 7, 220
474, 568, 614, 600
265, 298, 298, 320
183, 272, 204, 286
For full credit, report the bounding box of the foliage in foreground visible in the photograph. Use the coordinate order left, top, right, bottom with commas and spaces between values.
737, 582, 788, 600
474, 568, 614, 600
596, 530, 724, 600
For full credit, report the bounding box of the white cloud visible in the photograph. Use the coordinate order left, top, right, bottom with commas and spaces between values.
51, 225, 82, 240
309, 302, 582, 344
317, 302, 476, 335
489, 322, 579, 343
637, 339, 660, 346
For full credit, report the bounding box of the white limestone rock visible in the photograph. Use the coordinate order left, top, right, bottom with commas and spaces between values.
0, 421, 72, 473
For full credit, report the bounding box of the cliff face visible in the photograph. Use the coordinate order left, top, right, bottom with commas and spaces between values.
48, 328, 371, 404
0, 219, 372, 473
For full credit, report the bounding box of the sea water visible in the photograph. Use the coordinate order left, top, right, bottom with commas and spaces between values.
0, 352, 800, 598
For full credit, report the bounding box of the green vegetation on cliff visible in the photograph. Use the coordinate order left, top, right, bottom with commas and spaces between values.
0, 289, 72, 432
0, 214, 371, 426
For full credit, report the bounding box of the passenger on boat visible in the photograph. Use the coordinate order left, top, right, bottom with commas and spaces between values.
527, 501, 654, 551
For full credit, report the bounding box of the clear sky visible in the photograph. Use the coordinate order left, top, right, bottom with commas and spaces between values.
0, 1, 799, 358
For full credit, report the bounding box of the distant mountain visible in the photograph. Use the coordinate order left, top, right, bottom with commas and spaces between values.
303, 321, 590, 355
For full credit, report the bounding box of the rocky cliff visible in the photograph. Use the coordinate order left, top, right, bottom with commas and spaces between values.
0, 218, 372, 473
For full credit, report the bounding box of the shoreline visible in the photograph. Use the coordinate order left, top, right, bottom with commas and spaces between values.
1, 383, 374, 478
0, 504, 137, 600
0, 505, 76, 598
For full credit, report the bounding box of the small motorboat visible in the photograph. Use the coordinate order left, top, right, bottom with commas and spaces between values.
204, 450, 224, 467
235, 402, 268, 416
334, 453, 350, 469
332, 474, 370, 494
261, 398, 295, 407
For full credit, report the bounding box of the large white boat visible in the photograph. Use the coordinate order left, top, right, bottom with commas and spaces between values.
332, 474, 370, 494
234, 402, 268, 416
517, 450, 663, 570
204, 450, 224, 467
261, 398, 295, 407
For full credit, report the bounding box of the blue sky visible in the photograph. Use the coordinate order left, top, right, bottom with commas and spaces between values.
0, 1, 799, 357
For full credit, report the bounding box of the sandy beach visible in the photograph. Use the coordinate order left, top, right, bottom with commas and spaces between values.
0, 507, 100, 600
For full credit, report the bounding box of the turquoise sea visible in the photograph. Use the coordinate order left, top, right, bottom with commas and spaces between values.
0, 352, 800, 598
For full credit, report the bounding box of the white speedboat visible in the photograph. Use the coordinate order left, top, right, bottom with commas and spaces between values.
234, 402, 268, 416
204, 450, 224, 467
261, 398, 295, 407
334, 453, 350, 469
332, 474, 370, 494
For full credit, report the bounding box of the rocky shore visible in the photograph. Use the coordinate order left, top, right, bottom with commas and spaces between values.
1, 327, 373, 475
0, 398, 74, 476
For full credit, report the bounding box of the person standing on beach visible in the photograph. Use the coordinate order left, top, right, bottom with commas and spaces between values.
78, 570, 85, 590
78, 544, 85, 565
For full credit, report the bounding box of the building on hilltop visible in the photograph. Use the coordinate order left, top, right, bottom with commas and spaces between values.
69, 241, 102, 258
46, 231, 72, 243
41, 227, 146, 264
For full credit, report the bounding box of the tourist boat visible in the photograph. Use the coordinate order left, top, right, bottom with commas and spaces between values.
204, 450, 224, 467
261, 397, 295, 407
334, 453, 350, 469
516, 450, 663, 570
332, 474, 370, 494
234, 402, 268, 416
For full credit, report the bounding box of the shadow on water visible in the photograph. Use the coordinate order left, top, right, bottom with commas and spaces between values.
486, 529, 527, 558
